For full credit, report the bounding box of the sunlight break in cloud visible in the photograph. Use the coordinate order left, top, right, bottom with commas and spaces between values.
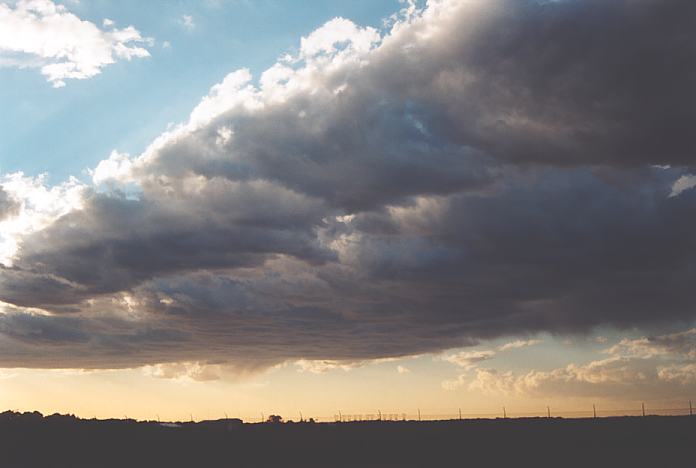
0, 172, 86, 266
0, 0, 151, 87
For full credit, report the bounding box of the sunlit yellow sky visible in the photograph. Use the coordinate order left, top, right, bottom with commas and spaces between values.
1, 0, 696, 422
3, 329, 695, 421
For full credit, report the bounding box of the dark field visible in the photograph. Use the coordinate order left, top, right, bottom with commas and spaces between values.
1, 411, 695, 467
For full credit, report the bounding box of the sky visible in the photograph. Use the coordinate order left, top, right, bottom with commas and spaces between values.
1, 0, 696, 422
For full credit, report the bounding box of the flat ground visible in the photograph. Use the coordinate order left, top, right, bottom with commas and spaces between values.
1, 411, 694, 467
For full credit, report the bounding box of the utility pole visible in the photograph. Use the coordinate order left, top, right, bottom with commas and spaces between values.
690, 401, 693, 416
593, 404, 596, 419
503, 406, 507, 419
378, 410, 382, 421
299, 411, 303, 422
418, 408, 421, 421
642, 403, 645, 417
338, 410, 342, 422
459, 408, 462, 420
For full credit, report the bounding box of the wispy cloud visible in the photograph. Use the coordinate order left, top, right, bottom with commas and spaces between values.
441, 351, 496, 370
498, 339, 542, 352
179, 14, 195, 31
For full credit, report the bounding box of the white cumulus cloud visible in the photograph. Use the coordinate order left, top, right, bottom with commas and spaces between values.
0, 0, 151, 87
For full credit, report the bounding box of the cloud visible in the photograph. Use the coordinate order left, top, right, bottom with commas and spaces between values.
441, 338, 541, 389
467, 357, 658, 399
441, 350, 496, 370
294, 356, 402, 374
0, 173, 85, 266
179, 15, 194, 31
498, 339, 542, 352
449, 328, 696, 398
670, 174, 696, 197
0, 181, 331, 309
90, 150, 135, 186
657, 364, 696, 386
442, 374, 468, 391
605, 329, 696, 360
144, 361, 222, 381
142, 360, 265, 382
0, 0, 151, 87
397, 365, 410, 374
2, 0, 696, 371
298, 17, 379, 60
0, 187, 19, 221
0, 312, 90, 345
294, 359, 364, 374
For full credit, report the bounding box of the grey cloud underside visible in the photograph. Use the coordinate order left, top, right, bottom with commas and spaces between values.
1, 184, 331, 309
2, 0, 696, 368
352, 169, 696, 331
0, 188, 19, 221
415, 0, 696, 167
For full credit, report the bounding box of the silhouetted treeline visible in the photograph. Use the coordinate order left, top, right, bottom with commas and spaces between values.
1, 410, 695, 467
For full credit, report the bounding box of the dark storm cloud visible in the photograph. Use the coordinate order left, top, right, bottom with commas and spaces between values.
1, 0, 696, 369
0, 181, 332, 309
347, 167, 696, 335
0, 313, 89, 344
0, 310, 196, 368
386, 0, 696, 167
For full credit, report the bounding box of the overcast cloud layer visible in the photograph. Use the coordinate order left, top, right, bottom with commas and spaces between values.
1, 0, 696, 371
